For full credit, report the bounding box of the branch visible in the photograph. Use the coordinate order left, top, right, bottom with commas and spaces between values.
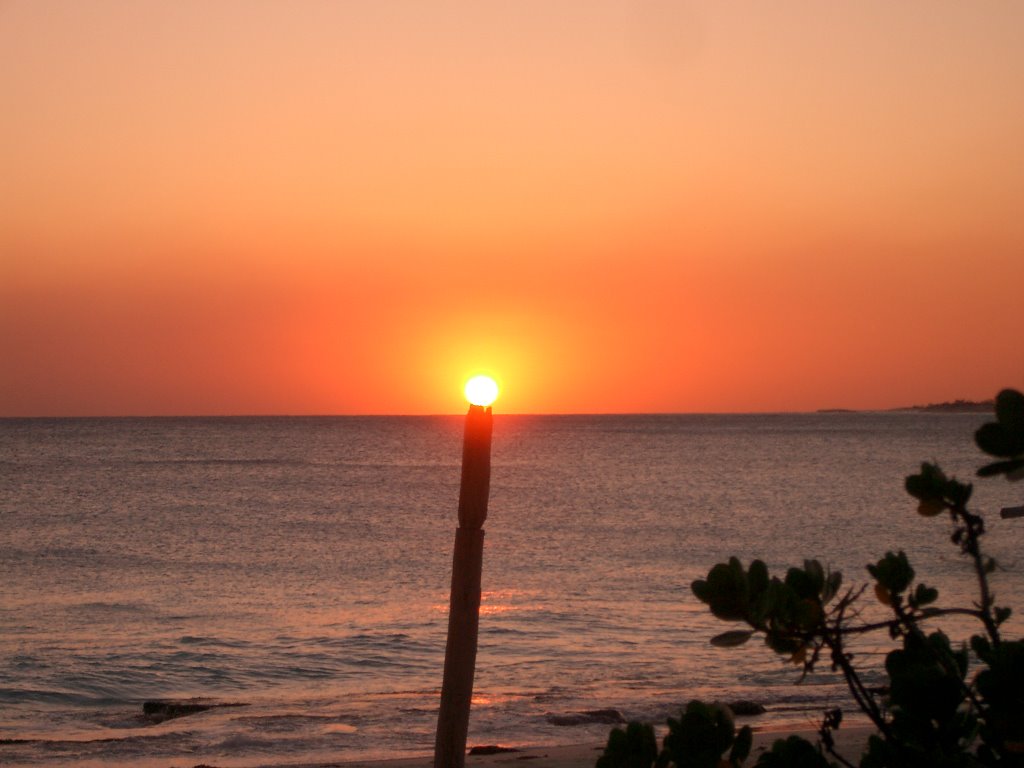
818, 710, 857, 768
835, 607, 986, 637
825, 599, 893, 742
951, 504, 1001, 647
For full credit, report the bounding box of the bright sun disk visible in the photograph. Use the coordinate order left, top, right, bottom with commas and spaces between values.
464, 375, 499, 406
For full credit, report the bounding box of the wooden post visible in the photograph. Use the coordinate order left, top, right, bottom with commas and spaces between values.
434, 404, 492, 768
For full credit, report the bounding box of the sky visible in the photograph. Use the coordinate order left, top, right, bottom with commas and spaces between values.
2, 1, 1022, 415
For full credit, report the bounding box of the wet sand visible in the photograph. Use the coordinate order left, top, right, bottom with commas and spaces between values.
276, 725, 872, 768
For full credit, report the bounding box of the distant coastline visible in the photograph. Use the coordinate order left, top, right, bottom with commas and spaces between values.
818, 399, 994, 414
897, 399, 995, 413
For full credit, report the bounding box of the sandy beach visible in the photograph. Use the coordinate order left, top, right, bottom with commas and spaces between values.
275, 726, 873, 768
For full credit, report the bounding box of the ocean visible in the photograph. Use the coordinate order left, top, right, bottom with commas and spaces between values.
1, 413, 1022, 767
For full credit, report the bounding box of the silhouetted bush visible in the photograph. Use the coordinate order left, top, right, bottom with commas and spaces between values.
598, 389, 1024, 767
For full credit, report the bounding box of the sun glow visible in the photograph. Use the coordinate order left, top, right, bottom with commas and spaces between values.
464, 375, 499, 407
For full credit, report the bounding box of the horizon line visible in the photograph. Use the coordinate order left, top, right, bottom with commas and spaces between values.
0, 407, 987, 420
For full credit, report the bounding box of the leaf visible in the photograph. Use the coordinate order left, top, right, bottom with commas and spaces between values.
692, 579, 710, 602
977, 458, 1024, 479
975, 422, 1019, 458
785, 567, 817, 600
804, 560, 825, 593
995, 388, 1024, 429
905, 471, 936, 500
730, 725, 752, 764
748, 559, 769, 597
663, 701, 736, 765
795, 598, 824, 629
759, 735, 832, 767
596, 721, 658, 768
970, 634, 991, 661
912, 583, 938, 608
905, 462, 947, 500
824, 708, 842, 730
697, 561, 749, 621
710, 630, 754, 647
822, 570, 843, 604
867, 550, 914, 594
759, 578, 788, 619
919, 584, 938, 603
947, 479, 972, 507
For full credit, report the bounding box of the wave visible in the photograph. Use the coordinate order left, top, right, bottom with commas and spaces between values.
177, 635, 253, 649
127, 458, 308, 466
0, 688, 125, 707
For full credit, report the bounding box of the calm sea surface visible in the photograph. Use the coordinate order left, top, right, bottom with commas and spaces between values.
1, 414, 1022, 767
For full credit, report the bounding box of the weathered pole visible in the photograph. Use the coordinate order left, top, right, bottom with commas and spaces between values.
434, 403, 493, 768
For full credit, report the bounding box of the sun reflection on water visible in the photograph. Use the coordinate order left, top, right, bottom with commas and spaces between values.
432, 588, 546, 616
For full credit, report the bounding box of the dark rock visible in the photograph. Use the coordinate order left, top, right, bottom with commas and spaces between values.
727, 700, 766, 716
469, 745, 522, 755
143, 701, 208, 720
546, 708, 626, 726
142, 700, 248, 724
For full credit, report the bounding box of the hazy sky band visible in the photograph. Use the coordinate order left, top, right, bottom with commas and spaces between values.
2, 1, 1022, 415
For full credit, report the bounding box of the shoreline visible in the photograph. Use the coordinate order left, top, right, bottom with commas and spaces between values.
241, 725, 874, 768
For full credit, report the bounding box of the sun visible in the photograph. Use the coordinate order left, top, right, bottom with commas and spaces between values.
464, 375, 499, 407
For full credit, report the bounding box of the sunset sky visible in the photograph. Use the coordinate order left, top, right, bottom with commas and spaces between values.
2, 1, 1022, 415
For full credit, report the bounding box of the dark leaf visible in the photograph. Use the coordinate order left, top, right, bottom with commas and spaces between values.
915, 461, 949, 491
730, 725, 752, 764
691, 579, 710, 602
975, 422, 1019, 458
758, 735, 832, 767
698, 561, 749, 621
794, 598, 824, 630
596, 721, 658, 768
766, 631, 802, 656
947, 480, 972, 507
867, 551, 914, 595
748, 559, 769, 598
710, 630, 754, 648
912, 583, 938, 608
822, 571, 843, 604
906, 464, 945, 500
785, 567, 817, 600
977, 458, 1024, 478
971, 634, 991, 661
995, 388, 1024, 429
804, 560, 825, 593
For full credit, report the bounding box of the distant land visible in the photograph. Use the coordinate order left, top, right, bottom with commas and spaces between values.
818, 399, 995, 414
898, 399, 996, 413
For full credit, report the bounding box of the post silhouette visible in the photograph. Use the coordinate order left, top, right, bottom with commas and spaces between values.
434, 404, 492, 768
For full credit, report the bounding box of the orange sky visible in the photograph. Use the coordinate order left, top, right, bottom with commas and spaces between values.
2, 1, 1022, 415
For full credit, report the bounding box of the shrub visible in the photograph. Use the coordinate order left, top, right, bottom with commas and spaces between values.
598, 389, 1024, 767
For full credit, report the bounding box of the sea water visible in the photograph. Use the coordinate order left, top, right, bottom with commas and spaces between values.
1, 413, 1022, 767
